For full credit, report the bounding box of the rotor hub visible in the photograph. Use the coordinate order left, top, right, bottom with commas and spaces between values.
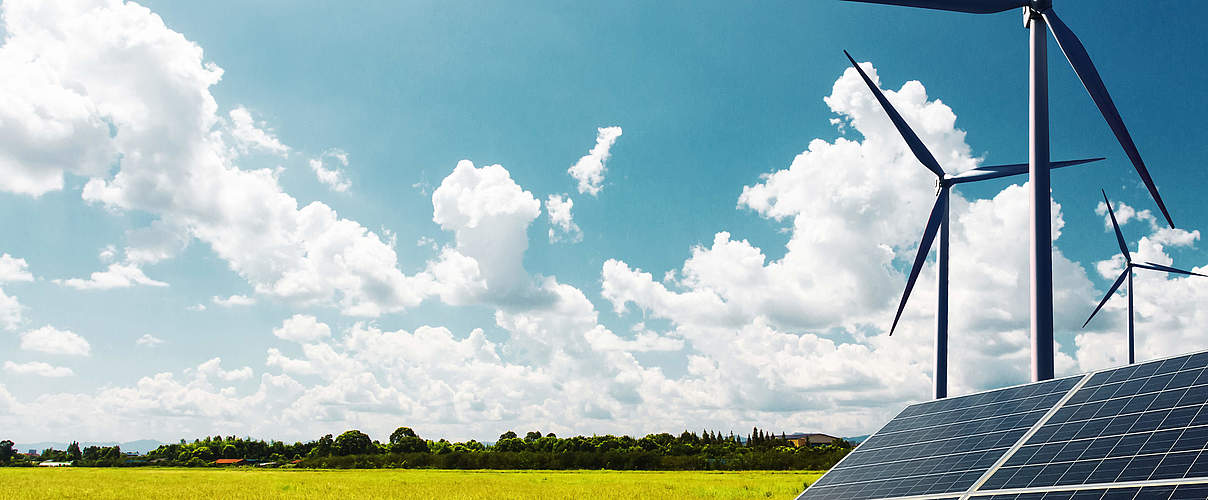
1023, 1, 1050, 27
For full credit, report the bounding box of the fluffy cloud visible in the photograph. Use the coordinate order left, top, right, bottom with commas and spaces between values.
0, 253, 33, 331
212, 294, 255, 307
273, 314, 332, 343
308, 149, 351, 192
425, 160, 545, 306
55, 263, 168, 290
1095, 199, 1200, 248
4, 361, 73, 377
0, 0, 426, 317
545, 194, 581, 243
0, 289, 22, 331
567, 126, 622, 196
228, 107, 288, 156
196, 357, 253, 382
19, 326, 91, 356
0, 254, 34, 283
584, 324, 683, 352
135, 334, 165, 347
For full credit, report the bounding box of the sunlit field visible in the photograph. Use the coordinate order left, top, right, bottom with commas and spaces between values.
2, 468, 824, 499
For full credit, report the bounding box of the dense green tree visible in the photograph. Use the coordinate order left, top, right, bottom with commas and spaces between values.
524, 431, 542, 442
66, 442, 81, 461
221, 444, 238, 459
334, 430, 372, 456
309, 434, 334, 457
387, 426, 427, 453
0, 440, 13, 463
389, 427, 418, 443
191, 446, 213, 461
493, 438, 526, 452
498, 431, 517, 441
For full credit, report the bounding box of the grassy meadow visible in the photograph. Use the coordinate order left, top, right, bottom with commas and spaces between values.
2, 467, 823, 499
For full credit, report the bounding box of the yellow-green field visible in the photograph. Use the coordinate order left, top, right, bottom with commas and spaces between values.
1, 468, 824, 499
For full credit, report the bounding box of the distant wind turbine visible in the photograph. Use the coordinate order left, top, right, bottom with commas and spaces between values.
844, 51, 1102, 399
841, 0, 1175, 383
1083, 190, 1205, 365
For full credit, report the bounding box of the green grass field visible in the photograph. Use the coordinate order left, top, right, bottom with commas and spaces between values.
1, 468, 824, 499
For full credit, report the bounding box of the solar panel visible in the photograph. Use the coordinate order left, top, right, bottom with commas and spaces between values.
801, 376, 1081, 499
797, 350, 1208, 500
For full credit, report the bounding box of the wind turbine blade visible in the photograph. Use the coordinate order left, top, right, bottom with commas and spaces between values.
947, 158, 1103, 184
890, 190, 948, 335
1101, 190, 1131, 262
1083, 268, 1129, 328
844, 51, 945, 179
1043, 9, 1174, 228
1137, 262, 1208, 278
841, 0, 1026, 14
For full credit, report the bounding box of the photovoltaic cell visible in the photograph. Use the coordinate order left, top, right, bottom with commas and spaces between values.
797, 349, 1208, 500
799, 376, 1080, 500
982, 352, 1208, 491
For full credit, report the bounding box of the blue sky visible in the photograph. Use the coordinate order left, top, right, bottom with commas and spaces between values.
1, 0, 1207, 444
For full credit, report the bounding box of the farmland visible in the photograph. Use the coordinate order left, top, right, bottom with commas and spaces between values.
1, 467, 823, 499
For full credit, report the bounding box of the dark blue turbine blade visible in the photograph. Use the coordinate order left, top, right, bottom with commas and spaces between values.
841, 0, 1026, 14
889, 189, 948, 335
1083, 268, 1130, 328
844, 50, 946, 179
1101, 190, 1131, 262
1043, 9, 1175, 228
1137, 262, 1208, 278
947, 157, 1103, 184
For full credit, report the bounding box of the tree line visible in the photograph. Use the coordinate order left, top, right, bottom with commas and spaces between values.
1, 426, 852, 471
0, 440, 127, 466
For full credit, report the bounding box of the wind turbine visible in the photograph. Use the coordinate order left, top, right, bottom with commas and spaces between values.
1084, 191, 1205, 365
841, 0, 1175, 383
844, 51, 1102, 398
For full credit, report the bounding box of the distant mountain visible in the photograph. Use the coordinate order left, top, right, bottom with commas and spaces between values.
843, 435, 870, 444
13, 439, 165, 454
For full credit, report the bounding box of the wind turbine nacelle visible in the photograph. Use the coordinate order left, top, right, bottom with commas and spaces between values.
1023, 0, 1052, 27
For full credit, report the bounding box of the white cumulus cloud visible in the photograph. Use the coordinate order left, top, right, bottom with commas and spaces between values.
308, 148, 351, 192
425, 160, 544, 306
545, 194, 581, 243
55, 263, 168, 290
4, 361, 73, 377
195, 357, 253, 382
212, 294, 256, 307
20, 326, 91, 356
273, 314, 332, 343
0, 254, 34, 283
0, 253, 33, 331
228, 107, 289, 156
0, 0, 427, 318
567, 126, 622, 196
136, 334, 165, 347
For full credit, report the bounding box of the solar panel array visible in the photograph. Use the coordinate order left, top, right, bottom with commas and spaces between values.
797, 351, 1208, 500
801, 377, 1081, 499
